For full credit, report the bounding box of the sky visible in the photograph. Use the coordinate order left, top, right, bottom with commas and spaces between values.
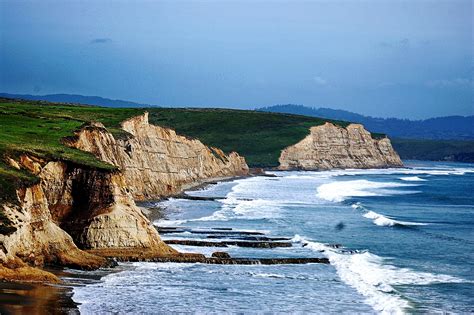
0, 0, 472, 119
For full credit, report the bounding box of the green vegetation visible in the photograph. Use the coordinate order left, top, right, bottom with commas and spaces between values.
392, 139, 474, 163
0, 99, 140, 205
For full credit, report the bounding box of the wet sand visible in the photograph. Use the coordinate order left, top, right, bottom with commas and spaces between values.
0, 281, 78, 315
0, 266, 116, 315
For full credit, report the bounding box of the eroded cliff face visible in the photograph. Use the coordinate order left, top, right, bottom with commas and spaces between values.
67, 112, 249, 200
279, 123, 403, 170
0, 153, 177, 281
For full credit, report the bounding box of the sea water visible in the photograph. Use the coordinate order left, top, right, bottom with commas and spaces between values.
73, 161, 474, 314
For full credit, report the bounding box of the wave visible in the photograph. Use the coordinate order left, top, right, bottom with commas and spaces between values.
352, 202, 428, 227
399, 176, 427, 182
154, 219, 188, 226
292, 235, 466, 314
316, 179, 419, 203
363, 210, 428, 227
274, 166, 474, 180
247, 272, 309, 280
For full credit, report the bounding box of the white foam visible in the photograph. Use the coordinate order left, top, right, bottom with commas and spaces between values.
273, 166, 474, 179
363, 211, 427, 227
292, 235, 466, 314
400, 176, 427, 182
316, 179, 419, 203
248, 272, 308, 280
153, 219, 187, 226
192, 180, 285, 221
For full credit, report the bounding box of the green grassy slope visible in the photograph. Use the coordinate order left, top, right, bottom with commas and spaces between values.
0, 99, 139, 203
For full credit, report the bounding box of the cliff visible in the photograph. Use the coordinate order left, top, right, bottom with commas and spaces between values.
279, 123, 403, 170
66, 112, 249, 200
0, 154, 177, 281
1, 113, 249, 282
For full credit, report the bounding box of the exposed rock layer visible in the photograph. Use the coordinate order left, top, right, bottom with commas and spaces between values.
0, 155, 176, 280
279, 123, 403, 170
67, 113, 249, 200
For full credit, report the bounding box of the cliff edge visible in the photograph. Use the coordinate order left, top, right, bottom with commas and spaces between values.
66, 112, 249, 200
279, 122, 403, 170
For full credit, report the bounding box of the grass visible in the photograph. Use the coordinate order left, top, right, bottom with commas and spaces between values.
0, 99, 144, 204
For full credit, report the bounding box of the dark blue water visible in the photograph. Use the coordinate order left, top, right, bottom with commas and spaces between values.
73, 161, 474, 314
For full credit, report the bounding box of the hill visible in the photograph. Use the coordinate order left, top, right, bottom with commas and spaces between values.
259, 104, 474, 140
0, 93, 153, 108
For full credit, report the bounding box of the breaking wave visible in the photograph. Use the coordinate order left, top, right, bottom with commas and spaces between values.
316, 179, 419, 203
352, 202, 428, 227
400, 176, 427, 182
363, 210, 428, 227
292, 235, 466, 314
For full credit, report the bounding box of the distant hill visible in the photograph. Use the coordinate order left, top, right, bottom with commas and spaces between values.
259, 105, 474, 140
0, 93, 155, 108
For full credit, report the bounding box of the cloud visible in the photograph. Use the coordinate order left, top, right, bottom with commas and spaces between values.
313, 76, 328, 86
379, 38, 410, 48
425, 78, 474, 88
90, 38, 112, 44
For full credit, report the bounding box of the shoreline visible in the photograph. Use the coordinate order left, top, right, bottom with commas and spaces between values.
0, 173, 251, 313
0, 169, 281, 313
0, 265, 127, 314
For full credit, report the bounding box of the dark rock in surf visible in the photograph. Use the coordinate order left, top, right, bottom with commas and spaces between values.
211, 252, 231, 259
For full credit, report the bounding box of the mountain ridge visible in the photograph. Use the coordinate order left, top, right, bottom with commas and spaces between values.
0, 92, 156, 108
258, 104, 474, 140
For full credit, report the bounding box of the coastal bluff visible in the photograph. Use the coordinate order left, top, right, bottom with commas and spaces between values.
279, 122, 403, 170
0, 113, 248, 282
66, 112, 249, 200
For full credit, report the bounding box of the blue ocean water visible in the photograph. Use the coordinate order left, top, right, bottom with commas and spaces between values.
73, 161, 474, 314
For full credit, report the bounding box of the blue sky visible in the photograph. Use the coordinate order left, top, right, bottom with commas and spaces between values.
0, 0, 472, 118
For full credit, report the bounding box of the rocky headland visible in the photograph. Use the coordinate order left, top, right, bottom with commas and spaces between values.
279, 122, 403, 170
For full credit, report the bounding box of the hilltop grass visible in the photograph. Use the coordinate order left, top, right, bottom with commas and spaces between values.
0, 99, 143, 204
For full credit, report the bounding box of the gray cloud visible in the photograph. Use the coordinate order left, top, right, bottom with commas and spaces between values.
90, 38, 112, 44
379, 38, 410, 48
313, 76, 328, 86
426, 78, 474, 88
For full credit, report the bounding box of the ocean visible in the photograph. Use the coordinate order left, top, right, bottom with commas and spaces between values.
72, 161, 474, 314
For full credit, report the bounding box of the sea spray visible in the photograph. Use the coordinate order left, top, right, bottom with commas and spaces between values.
316, 179, 420, 202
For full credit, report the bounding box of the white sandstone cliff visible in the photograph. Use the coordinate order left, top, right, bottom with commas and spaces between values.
67, 112, 249, 200
279, 122, 403, 170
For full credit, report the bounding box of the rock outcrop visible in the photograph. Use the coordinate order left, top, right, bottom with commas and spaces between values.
279, 123, 403, 170
0, 154, 177, 281
67, 112, 249, 200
